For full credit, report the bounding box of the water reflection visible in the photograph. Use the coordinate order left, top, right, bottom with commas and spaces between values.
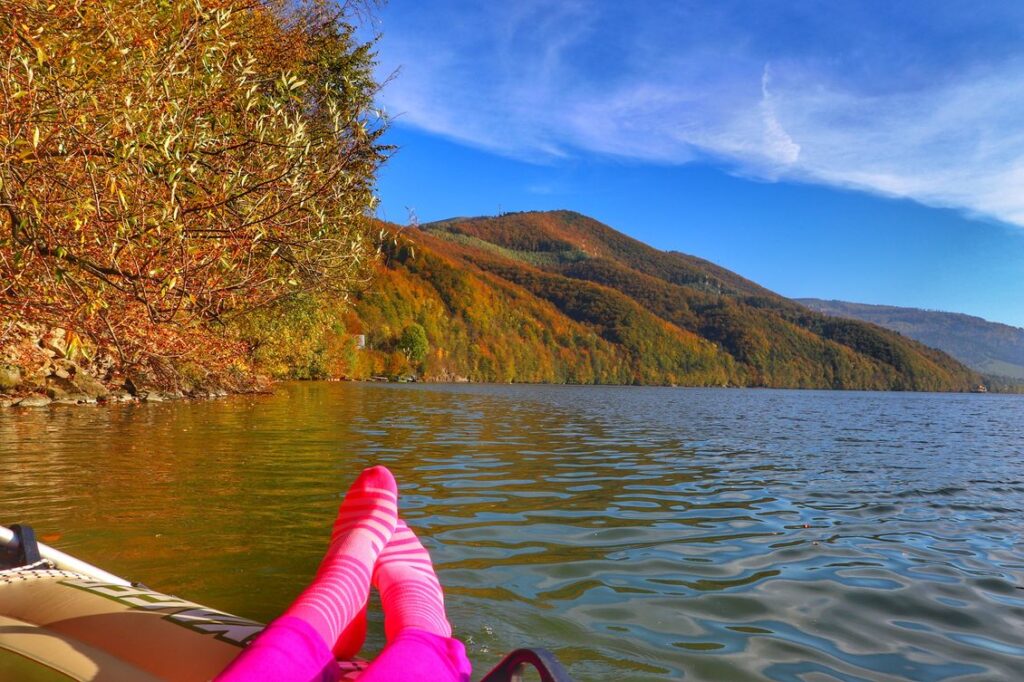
2, 384, 1023, 680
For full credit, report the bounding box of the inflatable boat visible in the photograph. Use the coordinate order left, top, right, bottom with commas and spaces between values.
1, 524, 572, 681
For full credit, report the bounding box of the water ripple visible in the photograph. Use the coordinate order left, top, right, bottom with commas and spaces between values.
2, 384, 1023, 680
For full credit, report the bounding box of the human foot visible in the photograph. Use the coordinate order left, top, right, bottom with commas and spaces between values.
284, 466, 399, 649
372, 519, 452, 640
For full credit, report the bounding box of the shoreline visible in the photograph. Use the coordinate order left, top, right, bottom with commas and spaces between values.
4, 376, 1010, 409
2, 324, 1014, 409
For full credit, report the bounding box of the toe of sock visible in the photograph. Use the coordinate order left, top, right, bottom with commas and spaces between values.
353, 465, 398, 496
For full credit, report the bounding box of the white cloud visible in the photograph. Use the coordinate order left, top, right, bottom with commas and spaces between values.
770, 62, 1024, 223
759, 64, 801, 168
377, 1, 1024, 227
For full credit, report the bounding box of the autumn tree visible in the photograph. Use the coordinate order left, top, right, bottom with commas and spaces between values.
0, 0, 389, 383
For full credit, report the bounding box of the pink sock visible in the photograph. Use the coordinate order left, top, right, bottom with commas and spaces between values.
333, 604, 367, 659
372, 519, 452, 640
283, 466, 398, 651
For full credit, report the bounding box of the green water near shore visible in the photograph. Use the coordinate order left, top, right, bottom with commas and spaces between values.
3, 382, 1023, 680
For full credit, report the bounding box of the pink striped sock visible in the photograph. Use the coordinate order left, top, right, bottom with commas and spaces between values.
283, 465, 398, 650
372, 519, 452, 640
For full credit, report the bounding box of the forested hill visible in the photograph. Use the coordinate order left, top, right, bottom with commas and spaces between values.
345, 210, 982, 390
798, 299, 1024, 380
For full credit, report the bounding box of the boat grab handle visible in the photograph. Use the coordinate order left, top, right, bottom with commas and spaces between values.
478, 648, 575, 682
2, 524, 42, 566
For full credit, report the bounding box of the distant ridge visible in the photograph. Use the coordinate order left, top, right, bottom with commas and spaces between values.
797, 299, 1024, 380
347, 210, 982, 390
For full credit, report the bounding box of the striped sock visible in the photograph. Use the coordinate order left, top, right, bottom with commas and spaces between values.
372, 519, 452, 640
283, 465, 398, 651
332, 603, 368, 660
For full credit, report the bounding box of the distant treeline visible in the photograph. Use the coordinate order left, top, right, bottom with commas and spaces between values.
799, 298, 1024, 383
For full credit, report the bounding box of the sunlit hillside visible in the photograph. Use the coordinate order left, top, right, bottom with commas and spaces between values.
341, 211, 982, 391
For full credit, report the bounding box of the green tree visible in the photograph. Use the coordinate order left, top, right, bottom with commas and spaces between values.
398, 323, 428, 364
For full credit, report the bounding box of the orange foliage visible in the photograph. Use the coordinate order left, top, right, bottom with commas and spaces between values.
1, 0, 386, 382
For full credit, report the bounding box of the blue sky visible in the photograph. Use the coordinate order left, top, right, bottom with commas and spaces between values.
368, 0, 1024, 328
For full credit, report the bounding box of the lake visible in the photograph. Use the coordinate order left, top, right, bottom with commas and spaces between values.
2, 383, 1023, 680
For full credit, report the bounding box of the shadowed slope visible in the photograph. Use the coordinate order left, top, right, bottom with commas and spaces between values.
799, 299, 1024, 380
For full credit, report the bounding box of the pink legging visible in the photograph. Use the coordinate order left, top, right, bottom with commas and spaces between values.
217, 615, 471, 681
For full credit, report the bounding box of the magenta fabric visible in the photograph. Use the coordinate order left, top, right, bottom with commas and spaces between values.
358, 628, 472, 682
215, 616, 340, 682
216, 619, 471, 682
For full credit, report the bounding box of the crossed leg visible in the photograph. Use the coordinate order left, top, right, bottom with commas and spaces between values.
216, 466, 470, 682
356, 519, 470, 681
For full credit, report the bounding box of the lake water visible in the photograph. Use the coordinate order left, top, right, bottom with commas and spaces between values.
2, 383, 1023, 680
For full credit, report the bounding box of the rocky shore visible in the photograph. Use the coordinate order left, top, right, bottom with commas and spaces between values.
1, 324, 251, 408
1, 323, 485, 410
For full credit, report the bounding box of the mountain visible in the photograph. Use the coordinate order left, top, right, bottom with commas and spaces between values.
797, 299, 1024, 380
340, 211, 982, 391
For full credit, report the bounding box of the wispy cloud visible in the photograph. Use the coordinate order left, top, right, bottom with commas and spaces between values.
377, 0, 1024, 227
759, 64, 801, 168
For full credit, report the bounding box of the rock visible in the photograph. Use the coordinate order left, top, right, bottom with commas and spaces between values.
70, 369, 108, 398
44, 361, 109, 399
40, 328, 67, 358
16, 395, 52, 407
0, 364, 21, 391
142, 391, 165, 402
45, 384, 70, 400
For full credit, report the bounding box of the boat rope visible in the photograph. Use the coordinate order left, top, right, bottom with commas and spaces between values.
0, 563, 95, 585
1, 558, 54, 572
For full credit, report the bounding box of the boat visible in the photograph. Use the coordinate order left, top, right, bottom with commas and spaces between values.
1, 524, 572, 681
